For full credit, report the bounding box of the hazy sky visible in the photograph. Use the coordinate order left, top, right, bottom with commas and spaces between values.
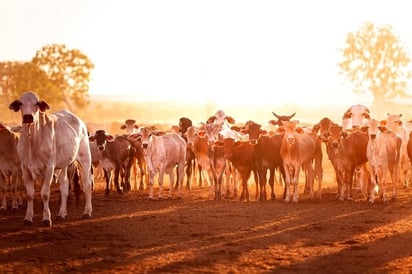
1, 0, 412, 106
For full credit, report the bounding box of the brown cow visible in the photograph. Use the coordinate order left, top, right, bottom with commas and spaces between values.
216, 137, 258, 202
119, 119, 147, 191
185, 126, 213, 189
0, 124, 22, 211
327, 125, 369, 201
242, 121, 285, 201
279, 121, 316, 203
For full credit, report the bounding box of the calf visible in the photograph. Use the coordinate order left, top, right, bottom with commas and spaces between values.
327, 125, 369, 201
129, 127, 186, 199
366, 119, 401, 203
89, 130, 135, 195
120, 119, 147, 190
178, 117, 196, 190
217, 137, 258, 202
203, 122, 227, 200
185, 126, 213, 189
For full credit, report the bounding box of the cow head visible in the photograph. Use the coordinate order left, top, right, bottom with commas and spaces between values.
342, 104, 370, 129
202, 122, 221, 145
270, 111, 296, 126
89, 130, 115, 151
120, 119, 139, 134
138, 127, 152, 153
185, 126, 198, 148
178, 117, 193, 134
328, 125, 343, 149
244, 121, 261, 145
206, 110, 235, 125
9, 91, 50, 125
386, 113, 403, 131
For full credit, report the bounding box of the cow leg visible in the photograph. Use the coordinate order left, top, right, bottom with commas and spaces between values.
138, 161, 145, 191
258, 168, 267, 201
23, 172, 35, 225
167, 169, 175, 199
0, 174, 7, 211
292, 168, 300, 203
103, 169, 111, 196
147, 171, 155, 200
57, 167, 69, 221
10, 173, 19, 211
40, 168, 55, 227
283, 164, 293, 202
158, 169, 166, 199
198, 164, 203, 187
177, 162, 185, 198
114, 166, 123, 194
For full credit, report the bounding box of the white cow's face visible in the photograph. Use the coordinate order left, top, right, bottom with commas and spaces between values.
204, 123, 221, 145
342, 104, 370, 129
139, 127, 152, 152
9, 91, 50, 125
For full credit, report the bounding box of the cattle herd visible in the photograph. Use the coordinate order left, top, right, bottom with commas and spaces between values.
1, 91, 412, 227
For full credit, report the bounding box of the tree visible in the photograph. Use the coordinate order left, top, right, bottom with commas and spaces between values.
31, 44, 94, 110
338, 22, 412, 113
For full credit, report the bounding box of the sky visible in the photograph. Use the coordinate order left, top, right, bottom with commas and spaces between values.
1, 0, 412, 107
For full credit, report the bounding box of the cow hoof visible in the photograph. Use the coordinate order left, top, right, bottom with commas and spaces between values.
82, 214, 91, 219
43, 220, 52, 227
23, 219, 33, 226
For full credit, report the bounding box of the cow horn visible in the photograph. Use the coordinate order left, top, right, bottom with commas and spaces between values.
272, 111, 280, 119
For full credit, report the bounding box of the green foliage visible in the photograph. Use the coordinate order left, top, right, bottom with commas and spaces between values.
0, 44, 94, 110
338, 22, 411, 100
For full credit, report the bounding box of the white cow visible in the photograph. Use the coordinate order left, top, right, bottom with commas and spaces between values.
9, 91, 93, 226
128, 127, 186, 199
366, 119, 401, 203
385, 113, 410, 188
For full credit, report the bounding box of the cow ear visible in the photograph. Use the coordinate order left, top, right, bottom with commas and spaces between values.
127, 133, 141, 141
89, 135, 96, 142
134, 124, 139, 129
106, 134, 115, 142
37, 101, 50, 112
9, 100, 22, 112
226, 116, 236, 124
197, 130, 206, 138
341, 131, 349, 139
359, 126, 369, 133
296, 127, 304, 134
378, 126, 388, 133
206, 116, 216, 124
120, 125, 126, 130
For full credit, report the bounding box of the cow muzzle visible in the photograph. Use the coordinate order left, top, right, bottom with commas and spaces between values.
22, 114, 34, 124
142, 143, 148, 149
98, 145, 105, 151
370, 134, 376, 140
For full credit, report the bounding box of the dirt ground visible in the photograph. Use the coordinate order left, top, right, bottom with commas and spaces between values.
1, 167, 412, 274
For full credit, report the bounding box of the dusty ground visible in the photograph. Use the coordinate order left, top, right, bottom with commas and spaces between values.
1, 168, 412, 274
